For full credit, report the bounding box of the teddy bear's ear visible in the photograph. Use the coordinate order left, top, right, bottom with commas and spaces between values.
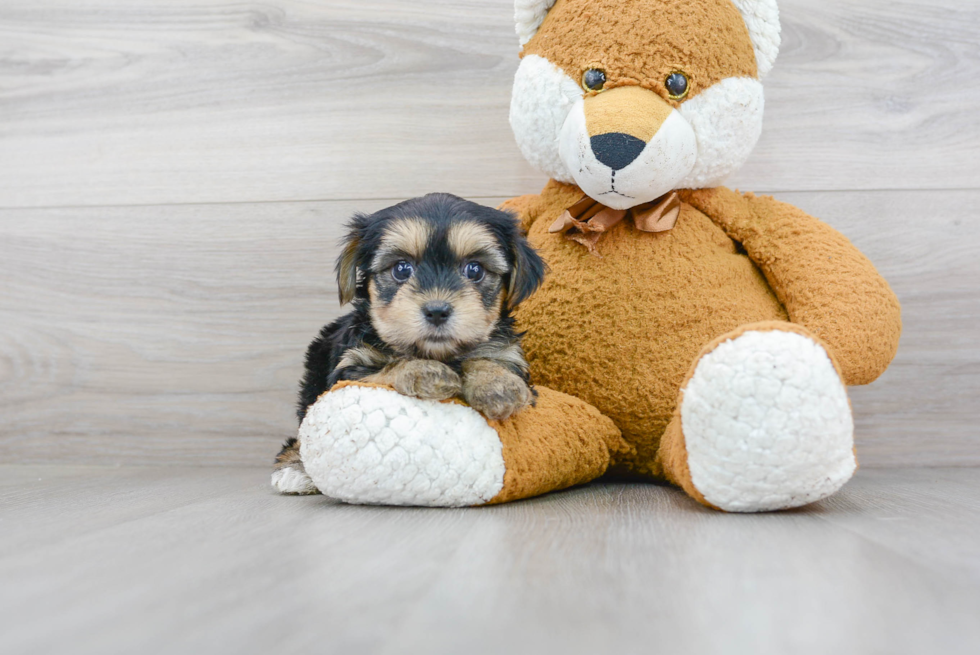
731, 0, 781, 78
514, 0, 557, 46
515, 0, 781, 78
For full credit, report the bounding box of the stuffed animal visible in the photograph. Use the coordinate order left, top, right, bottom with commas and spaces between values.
291, 0, 901, 511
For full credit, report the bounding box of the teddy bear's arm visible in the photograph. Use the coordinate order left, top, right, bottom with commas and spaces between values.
681, 187, 902, 386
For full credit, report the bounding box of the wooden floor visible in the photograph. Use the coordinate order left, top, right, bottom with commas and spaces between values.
2, 466, 980, 655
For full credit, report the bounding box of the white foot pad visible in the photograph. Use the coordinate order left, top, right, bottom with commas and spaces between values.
681, 330, 856, 512
298, 385, 506, 507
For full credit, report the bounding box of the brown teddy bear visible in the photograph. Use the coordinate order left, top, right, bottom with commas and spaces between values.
281, 0, 901, 512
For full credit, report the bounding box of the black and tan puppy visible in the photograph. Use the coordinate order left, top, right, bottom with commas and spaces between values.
274, 193, 546, 490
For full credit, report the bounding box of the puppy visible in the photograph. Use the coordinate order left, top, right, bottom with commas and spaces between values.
273, 193, 546, 494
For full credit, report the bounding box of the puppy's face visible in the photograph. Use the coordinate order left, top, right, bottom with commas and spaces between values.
337, 194, 545, 360
368, 217, 508, 359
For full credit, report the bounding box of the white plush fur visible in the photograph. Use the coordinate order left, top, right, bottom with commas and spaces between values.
510, 57, 765, 202
559, 102, 698, 210
298, 385, 506, 507
681, 330, 856, 512
514, 0, 780, 77
515, 0, 557, 46
676, 77, 765, 190
731, 0, 781, 78
510, 54, 580, 184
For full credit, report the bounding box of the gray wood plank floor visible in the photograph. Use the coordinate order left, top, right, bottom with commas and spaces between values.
2, 466, 979, 655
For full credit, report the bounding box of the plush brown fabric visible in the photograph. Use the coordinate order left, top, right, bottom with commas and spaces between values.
585, 86, 674, 140
523, 0, 759, 106
679, 188, 903, 385
507, 180, 901, 479
512, 180, 787, 475
654, 413, 713, 507
487, 386, 631, 504
499, 194, 541, 232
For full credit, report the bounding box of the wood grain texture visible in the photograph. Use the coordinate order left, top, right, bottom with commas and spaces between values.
2, 466, 979, 655
1, 190, 977, 467
0, 0, 978, 209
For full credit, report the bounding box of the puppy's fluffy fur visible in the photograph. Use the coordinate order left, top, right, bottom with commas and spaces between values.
273, 193, 546, 491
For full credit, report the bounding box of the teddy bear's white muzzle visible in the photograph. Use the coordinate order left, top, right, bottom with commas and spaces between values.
558, 100, 698, 211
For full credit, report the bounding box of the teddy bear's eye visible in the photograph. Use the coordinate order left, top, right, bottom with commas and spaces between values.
666, 72, 690, 100
582, 68, 606, 92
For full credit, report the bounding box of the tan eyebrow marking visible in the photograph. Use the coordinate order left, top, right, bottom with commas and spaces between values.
371, 218, 433, 270
448, 222, 508, 272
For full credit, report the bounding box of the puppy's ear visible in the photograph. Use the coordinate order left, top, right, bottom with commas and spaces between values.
507, 231, 546, 310
336, 213, 371, 306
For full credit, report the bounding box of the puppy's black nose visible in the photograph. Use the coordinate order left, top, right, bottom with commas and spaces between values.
422, 301, 453, 326
590, 132, 647, 171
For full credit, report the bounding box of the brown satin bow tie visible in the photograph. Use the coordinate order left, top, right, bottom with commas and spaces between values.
548, 191, 681, 256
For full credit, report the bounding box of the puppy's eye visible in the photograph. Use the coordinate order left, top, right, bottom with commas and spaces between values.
391, 261, 414, 283
582, 68, 606, 92
665, 72, 690, 100
463, 262, 485, 283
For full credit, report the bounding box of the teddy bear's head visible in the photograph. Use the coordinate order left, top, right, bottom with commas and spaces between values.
510, 0, 780, 210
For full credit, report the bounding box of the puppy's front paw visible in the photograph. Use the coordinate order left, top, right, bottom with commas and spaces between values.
463, 362, 532, 421
393, 360, 462, 401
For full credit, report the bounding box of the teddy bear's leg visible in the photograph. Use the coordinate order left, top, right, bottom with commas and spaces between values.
655, 321, 857, 512
293, 382, 628, 507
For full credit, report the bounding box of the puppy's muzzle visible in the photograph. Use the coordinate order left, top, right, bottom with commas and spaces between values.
422, 301, 453, 327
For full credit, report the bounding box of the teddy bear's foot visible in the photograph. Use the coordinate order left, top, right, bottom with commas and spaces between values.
663, 323, 856, 513
296, 382, 627, 507
299, 383, 506, 507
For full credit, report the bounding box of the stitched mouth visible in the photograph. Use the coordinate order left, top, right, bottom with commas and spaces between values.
595, 171, 634, 199
598, 189, 635, 199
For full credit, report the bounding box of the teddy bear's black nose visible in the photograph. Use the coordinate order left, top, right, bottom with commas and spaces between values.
422, 301, 453, 326
590, 132, 647, 171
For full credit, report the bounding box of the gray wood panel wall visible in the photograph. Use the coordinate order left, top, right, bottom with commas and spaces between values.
1, 0, 978, 467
